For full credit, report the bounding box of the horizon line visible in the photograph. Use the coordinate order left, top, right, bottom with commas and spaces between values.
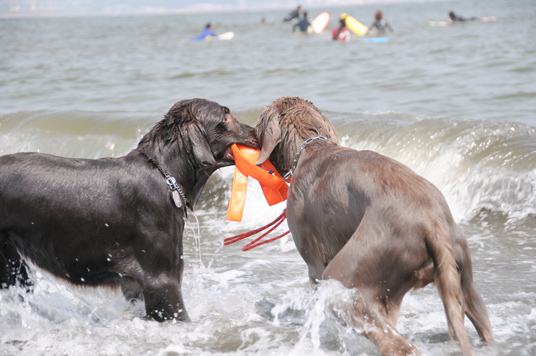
0, 0, 430, 19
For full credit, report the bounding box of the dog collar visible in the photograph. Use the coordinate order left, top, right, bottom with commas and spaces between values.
283, 136, 328, 180
153, 162, 189, 215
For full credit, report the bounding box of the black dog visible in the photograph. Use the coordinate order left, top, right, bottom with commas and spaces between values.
0, 98, 258, 322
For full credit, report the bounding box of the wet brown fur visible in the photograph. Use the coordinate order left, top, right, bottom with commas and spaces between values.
256, 97, 493, 356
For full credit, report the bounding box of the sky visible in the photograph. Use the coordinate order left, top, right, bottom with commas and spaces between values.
0, 0, 410, 16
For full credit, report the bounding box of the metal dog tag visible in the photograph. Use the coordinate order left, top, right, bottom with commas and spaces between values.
171, 190, 183, 209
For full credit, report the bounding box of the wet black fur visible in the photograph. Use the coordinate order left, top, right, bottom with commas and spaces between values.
0, 98, 257, 321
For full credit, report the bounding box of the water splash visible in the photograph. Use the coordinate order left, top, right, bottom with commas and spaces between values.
335, 113, 536, 223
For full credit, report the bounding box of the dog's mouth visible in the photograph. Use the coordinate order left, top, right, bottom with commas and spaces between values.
223, 145, 235, 161
221, 141, 258, 164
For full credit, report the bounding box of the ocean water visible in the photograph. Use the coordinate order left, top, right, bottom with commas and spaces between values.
1, 0, 535, 355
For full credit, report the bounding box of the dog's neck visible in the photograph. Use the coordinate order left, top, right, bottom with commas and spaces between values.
283, 136, 329, 180
136, 145, 215, 211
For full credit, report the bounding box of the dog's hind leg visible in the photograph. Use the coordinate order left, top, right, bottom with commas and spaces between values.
0, 234, 33, 291
327, 284, 420, 356
363, 322, 420, 356
120, 278, 144, 303
322, 227, 421, 355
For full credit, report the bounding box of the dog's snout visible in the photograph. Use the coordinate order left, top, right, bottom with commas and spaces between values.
237, 123, 260, 149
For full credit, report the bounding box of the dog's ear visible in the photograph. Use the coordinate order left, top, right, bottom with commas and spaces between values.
173, 100, 218, 169
185, 121, 218, 169
255, 109, 282, 165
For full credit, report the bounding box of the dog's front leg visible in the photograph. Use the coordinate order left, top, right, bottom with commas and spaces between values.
142, 273, 190, 322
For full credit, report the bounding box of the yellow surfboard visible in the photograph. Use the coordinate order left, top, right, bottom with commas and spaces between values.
342, 13, 368, 36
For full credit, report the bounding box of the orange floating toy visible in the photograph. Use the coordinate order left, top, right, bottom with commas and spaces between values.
226, 144, 289, 222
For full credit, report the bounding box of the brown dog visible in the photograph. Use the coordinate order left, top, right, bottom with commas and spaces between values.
0, 98, 258, 322
255, 97, 493, 356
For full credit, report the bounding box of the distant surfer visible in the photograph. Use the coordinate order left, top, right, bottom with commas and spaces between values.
366, 10, 393, 35
332, 18, 350, 41
191, 23, 217, 42
292, 11, 311, 32
283, 5, 302, 22
447, 11, 478, 23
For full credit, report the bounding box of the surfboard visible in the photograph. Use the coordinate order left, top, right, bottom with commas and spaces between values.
217, 32, 234, 40
342, 14, 368, 36
427, 20, 450, 27
310, 11, 331, 33
193, 32, 234, 42
480, 16, 497, 22
361, 36, 388, 43
428, 16, 496, 26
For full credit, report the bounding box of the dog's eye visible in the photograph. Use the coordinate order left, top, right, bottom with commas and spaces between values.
216, 121, 227, 132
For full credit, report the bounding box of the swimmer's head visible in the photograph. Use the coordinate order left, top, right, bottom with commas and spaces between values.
375, 10, 383, 20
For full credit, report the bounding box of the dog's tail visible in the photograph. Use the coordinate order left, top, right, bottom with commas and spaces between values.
427, 221, 474, 356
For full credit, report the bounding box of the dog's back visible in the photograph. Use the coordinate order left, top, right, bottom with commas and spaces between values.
293, 144, 492, 356
0, 152, 149, 286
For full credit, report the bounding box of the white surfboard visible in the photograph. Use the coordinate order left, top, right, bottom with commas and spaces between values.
217, 32, 235, 41
427, 20, 450, 27
310, 12, 331, 34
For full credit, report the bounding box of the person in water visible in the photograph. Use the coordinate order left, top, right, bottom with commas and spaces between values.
192, 23, 217, 41
283, 5, 302, 22
292, 11, 311, 32
332, 18, 350, 41
366, 10, 393, 35
448, 11, 478, 23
